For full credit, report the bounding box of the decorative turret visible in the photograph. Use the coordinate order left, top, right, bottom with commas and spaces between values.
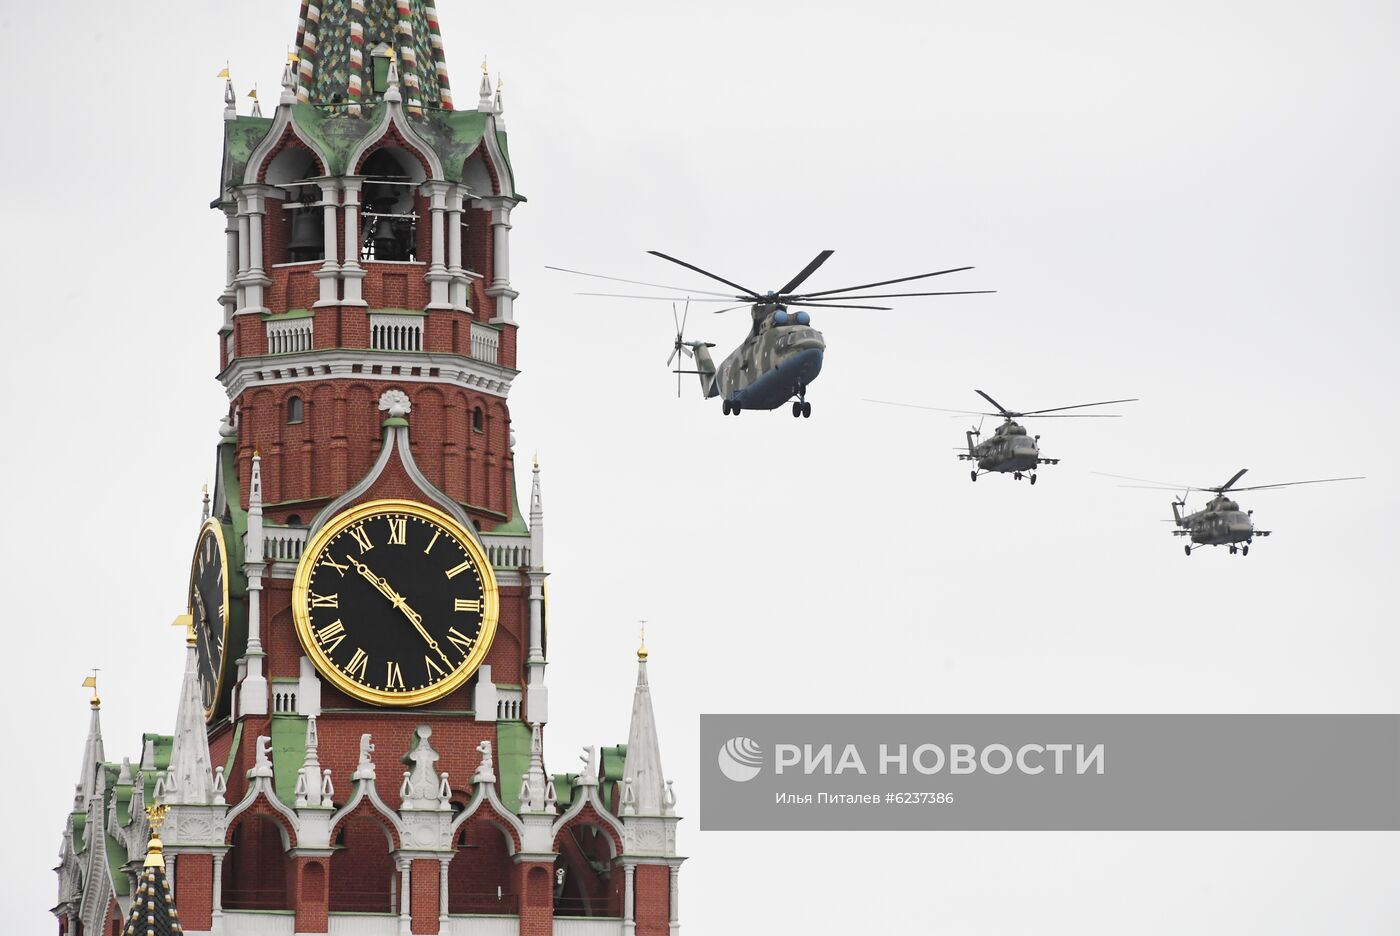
120, 807, 184, 936
74, 675, 105, 810
622, 629, 669, 817
160, 618, 217, 806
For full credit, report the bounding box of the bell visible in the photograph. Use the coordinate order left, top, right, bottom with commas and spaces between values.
287, 209, 322, 261
371, 215, 401, 261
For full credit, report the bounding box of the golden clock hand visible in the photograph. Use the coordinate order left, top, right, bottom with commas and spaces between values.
346, 556, 454, 669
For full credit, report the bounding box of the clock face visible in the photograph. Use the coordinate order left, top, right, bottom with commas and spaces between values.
188, 520, 231, 720
292, 500, 498, 706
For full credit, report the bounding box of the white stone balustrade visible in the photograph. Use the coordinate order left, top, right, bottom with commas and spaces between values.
471, 322, 500, 364
370, 314, 424, 352
266, 317, 314, 355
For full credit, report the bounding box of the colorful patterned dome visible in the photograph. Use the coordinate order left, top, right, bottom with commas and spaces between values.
294, 1, 454, 109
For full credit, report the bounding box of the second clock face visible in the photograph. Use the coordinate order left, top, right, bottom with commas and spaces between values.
293, 500, 498, 706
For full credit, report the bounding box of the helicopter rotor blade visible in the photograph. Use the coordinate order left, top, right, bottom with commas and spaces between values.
1093, 471, 1202, 490
775, 250, 835, 296
789, 266, 975, 300
783, 302, 893, 311
579, 292, 739, 302
792, 289, 997, 300
864, 399, 993, 417
973, 389, 1012, 417
1227, 476, 1366, 493
1218, 468, 1249, 492
545, 265, 738, 298
648, 251, 763, 299
1017, 397, 1140, 416
711, 304, 751, 315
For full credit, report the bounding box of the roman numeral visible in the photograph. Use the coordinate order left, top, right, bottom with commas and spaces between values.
348, 525, 373, 553
454, 598, 481, 613
346, 648, 369, 680
445, 558, 474, 580
310, 592, 339, 609
316, 620, 346, 653
386, 660, 405, 690
424, 530, 441, 555
386, 517, 407, 546
319, 555, 349, 576
446, 627, 476, 656
425, 655, 446, 680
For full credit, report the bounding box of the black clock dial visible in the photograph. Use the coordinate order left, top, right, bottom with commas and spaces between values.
296, 504, 495, 704
188, 522, 229, 716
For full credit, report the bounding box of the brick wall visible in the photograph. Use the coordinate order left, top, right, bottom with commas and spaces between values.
328, 815, 396, 913
634, 864, 672, 935
409, 858, 440, 934
174, 852, 214, 931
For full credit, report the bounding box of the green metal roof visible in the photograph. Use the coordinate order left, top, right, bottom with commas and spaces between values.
271, 715, 310, 805
495, 721, 532, 815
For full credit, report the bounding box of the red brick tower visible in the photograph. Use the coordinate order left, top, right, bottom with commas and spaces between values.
52, 5, 683, 935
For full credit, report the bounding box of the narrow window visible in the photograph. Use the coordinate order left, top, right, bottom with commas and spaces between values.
472, 406, 484, 433
288, 395, 305, 424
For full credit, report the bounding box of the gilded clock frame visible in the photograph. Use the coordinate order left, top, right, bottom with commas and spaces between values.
187, 517, 232, 722
291, 498, 500, 707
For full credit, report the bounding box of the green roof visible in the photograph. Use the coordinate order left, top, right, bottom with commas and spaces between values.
223, 115, 275, 188
495, 721, 532, 814
271, 715, 310, 804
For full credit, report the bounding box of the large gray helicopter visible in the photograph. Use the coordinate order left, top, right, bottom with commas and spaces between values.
867, 390, 1136, 483
1098, 469, 1364, 556
549, 251, 992, 417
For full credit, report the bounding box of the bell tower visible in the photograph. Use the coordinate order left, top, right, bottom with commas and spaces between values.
53, 5, 683, 936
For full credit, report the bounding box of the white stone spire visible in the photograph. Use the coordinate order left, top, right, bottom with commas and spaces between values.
162, 622, 216, 805
519, 723, 552, 814
493, 75, 506, 129
477, 58, 494, 112
622, 634, 668, 817
529, 454, 544, 570
297, 717, 327, 808
241, 453, 269, 716
223, 74, 237, 121
525, 455, 549, 724
74, 680, 105, 809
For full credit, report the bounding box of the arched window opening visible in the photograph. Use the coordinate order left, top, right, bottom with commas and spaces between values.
265, 150, 325, 264
287, 395, 305, 424
553, 824, 621, 918
328, 816, 396, 914
222, 816, 291, 911
472, 407, 484, 433
286, 514, 302, 526
448, 820, 516, 915
361, 149, 422, 262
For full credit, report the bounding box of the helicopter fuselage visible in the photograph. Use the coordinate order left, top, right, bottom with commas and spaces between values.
698, 304, 826, 411
960, 419, 1060, 477
1174, 496, 1268, 548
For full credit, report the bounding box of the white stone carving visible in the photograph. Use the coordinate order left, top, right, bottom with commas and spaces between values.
378, 388, 412, 418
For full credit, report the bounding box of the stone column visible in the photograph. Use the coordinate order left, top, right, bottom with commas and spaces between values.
622, 862, 636, 936
483, 198, 518, 324
212, 853, 224, 934
340, 178, 367, 306
222, 204, 240, 325
397, 857, 412, 936
424, 181, 453, 310
239, 187, 274, 315
668, 864, 680, 936
446, 185, 469, 311
438, 857, 451, 929
315, 180, 341, 307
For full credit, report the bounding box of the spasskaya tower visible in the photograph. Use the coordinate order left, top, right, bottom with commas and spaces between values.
52, 5, 683, 936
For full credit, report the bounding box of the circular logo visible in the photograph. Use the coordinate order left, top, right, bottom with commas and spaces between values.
717, 737, 763, 782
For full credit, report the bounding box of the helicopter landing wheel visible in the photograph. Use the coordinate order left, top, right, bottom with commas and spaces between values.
970, 470, 978, 483
1030, 473, 1037, 485
1229, 545, 1237, 555
1014, 471, 1022, 481
802, 401, 811, 418
1242, 545, 1249, 556
722, 400, 731, 415
732, 401, 742, 415
792, 402, 802, 418
1184, 545, 1192, 557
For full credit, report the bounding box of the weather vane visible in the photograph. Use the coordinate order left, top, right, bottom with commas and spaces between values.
638, 620, 648, 660
82, 669, 100, 707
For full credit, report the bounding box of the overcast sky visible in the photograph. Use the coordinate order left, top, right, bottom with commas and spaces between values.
3, 1, 1398, 932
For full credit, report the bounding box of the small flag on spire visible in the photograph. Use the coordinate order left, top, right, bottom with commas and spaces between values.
247, 87, 259, 100
217, 65, 230, 79
81, 675, 97, 690
288, 49, 300, 64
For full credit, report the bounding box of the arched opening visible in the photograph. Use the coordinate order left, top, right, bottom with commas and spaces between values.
287, 395, 304, 424
328, 815, 397, 914
471, 406, 484, 433
223, 815, 291, 910
265, 148, 326, 265
553, 824, 622, 918
360, 148, 425, 263
448, 818, 517, 914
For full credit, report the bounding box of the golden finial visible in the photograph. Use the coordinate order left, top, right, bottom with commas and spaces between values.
173, 613, 196, 647
497, 76, 504, 93
287, 48, 300, 65
481, 56, 489, 75
82, 670, 100, 709
533, 451, 539, 471
144, 805, 170, 869
637, 621, 648, 661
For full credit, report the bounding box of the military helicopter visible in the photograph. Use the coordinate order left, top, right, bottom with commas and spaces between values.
867, 390, 1137, 483
548, 250, 992, 417
1097, 469, 1364, 556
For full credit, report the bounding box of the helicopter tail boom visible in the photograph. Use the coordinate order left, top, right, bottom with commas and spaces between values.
690, 342, 718, 398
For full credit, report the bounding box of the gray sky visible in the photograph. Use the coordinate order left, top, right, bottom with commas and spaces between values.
3, 1, 1398, 931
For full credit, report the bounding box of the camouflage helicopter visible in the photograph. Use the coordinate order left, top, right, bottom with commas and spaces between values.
867, 390, 1136, 484
1097, 468, 1364, 556
549, 250, 991, 417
